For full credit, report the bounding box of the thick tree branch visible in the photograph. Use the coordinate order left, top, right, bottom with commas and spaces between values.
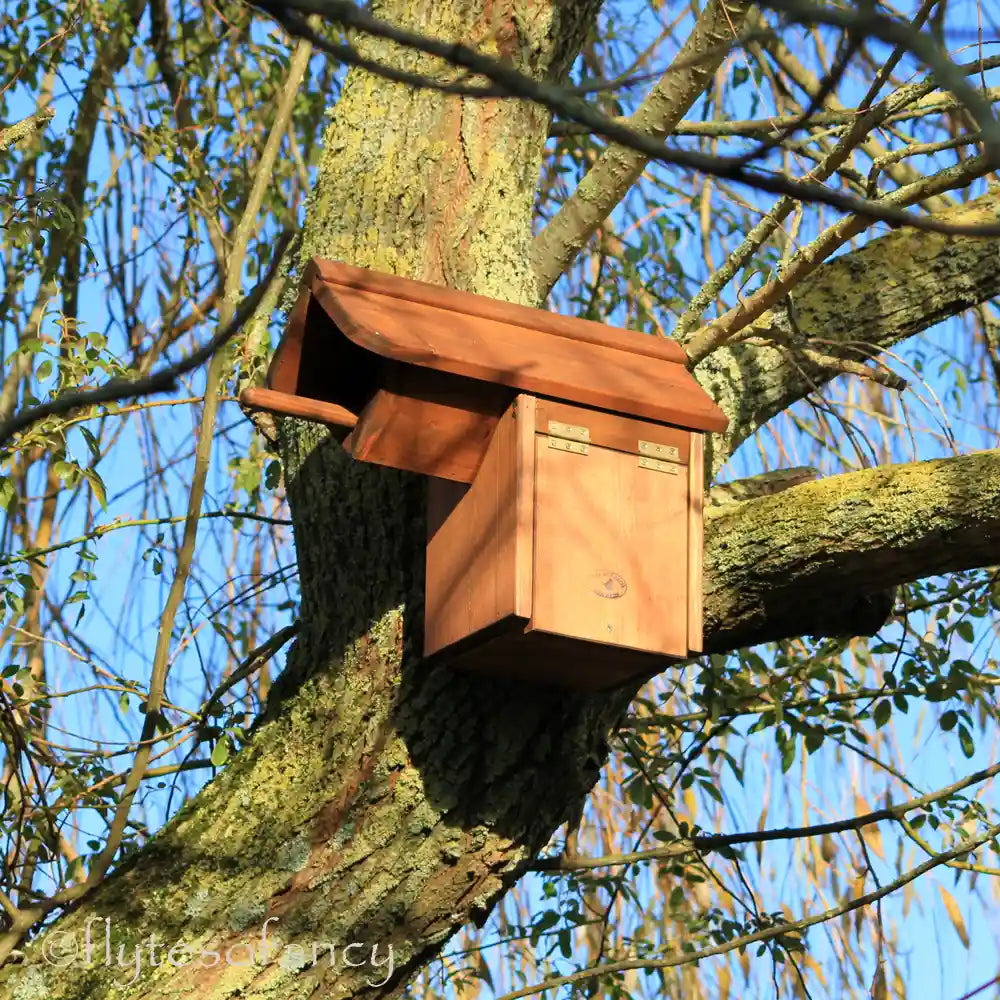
696, 188, 1000, 469
530, 0, 751, 298
703, 450, 1000, 650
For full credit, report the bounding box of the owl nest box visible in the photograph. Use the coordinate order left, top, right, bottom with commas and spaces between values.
242, 259, 727, 691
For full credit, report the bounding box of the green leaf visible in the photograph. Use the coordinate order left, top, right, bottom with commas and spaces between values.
873, 700, 892, 728
264, 459, 282, 490
780, 737, 796, 773
940, 710, 958, 731
0, 477, 15, 514
958, 725, 975, 759
805, 728, 824, 754
78, 425, 102, 463
84, 468, 107, 509
211, 736, 230, 767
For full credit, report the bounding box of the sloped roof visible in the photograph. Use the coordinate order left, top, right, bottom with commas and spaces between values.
301, 259, 728, 434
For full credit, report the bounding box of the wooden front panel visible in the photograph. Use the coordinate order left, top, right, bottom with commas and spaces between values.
530, 430, 689, 658
424, 396, 535, 658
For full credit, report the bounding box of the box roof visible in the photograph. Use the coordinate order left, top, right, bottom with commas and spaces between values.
299, 259, 728, 435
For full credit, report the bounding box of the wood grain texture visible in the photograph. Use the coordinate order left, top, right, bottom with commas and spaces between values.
266, 287, 310, 394
424, 397, 534, 657
306, 257, 688, 364
687, 434, 705, 652
240, 388, 358, 433
306, 280, 726, 433
530, 415, 690, 659
344, 366, 511, 482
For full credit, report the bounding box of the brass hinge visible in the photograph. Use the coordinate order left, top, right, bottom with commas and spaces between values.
548, 420, 590, 455
638, 455, 680, 475
549, 437, 589, 455
638, 439, 680, 462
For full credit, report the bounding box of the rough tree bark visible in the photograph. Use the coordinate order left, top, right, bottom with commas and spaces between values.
4, 3, 1000, 999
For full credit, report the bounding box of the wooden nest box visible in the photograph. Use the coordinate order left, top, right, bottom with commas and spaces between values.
242, 259, 728, 691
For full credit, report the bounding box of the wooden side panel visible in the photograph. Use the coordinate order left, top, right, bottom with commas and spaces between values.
687, 433, 705, 653
530, 433, 689, 658
267, 287, 310, 394
424, 396, 535, 657
344, 366, 513, 482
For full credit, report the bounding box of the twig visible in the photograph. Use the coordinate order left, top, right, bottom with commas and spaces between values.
198, 624, 298, 721
531, 0, 753, 297
535, 759, 1000, 871
547, 87, 1000, 138
685, 152, 995, 366
867, 132, 982, 196
0, 28, 311, 965
757, 0, 1000, 163
0, 231, 294, 451
744, 335, 910, 390
675, 16, 961, 340
504, 821, 1000, 1000
259, 0, 1000, 238
0, 509, 292, 568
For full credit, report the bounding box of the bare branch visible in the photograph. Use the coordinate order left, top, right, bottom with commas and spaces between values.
685, 153, 995, 366
695, 187, 1000, 468
0, 231, 294, 451
548, 80, 1000, 138
536, 758, 1000, 870
500, 821, 1000, 1000
256, 0, 1000, 239
531, 0, 752, 297
757, 0, 1000, 162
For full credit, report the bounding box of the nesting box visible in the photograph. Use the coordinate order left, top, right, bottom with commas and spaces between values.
242, 259, 728, 691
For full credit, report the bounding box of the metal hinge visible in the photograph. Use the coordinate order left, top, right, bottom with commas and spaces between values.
548, 420, 590, 456
638, 440, 680, 462
638, 455, 680, 475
